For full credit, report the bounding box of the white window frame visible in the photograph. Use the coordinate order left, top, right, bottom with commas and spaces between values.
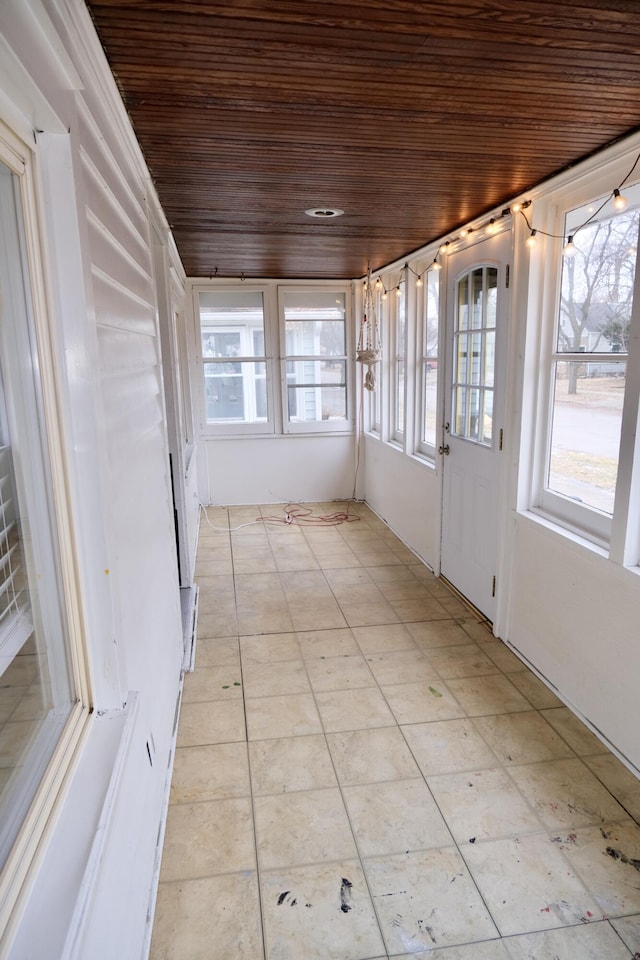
415, 259, 441, 461
0, 122, 89, 934
391, 276, 407, 445
533, 169, 640, 562
278, 283, 353, 435
194, 283, 276, 436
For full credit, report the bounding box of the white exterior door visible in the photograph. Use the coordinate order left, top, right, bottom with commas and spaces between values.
440, 231, 510, 621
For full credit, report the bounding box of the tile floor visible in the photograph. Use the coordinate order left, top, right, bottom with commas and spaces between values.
150, 502, 640, 960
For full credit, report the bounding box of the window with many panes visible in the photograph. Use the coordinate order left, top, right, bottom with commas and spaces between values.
199, 288, 271, 432
540, 181, 640, 547
196, 284, 351, 436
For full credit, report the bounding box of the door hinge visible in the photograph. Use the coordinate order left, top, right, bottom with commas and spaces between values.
492, 575, 496, 597
505, 264, 510, 288
499, 428, 503, 451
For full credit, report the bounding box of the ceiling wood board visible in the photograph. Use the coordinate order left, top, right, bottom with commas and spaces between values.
86, 0, 640, 279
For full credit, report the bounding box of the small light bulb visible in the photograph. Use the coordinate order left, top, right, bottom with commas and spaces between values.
375, 277, 383, 290
416, 275, 423, 288
526, 229, 537, 249
431, 258, 442, 272
459, 228, 468, 239
613, 188, 628, 211
439, 242, 448, 254
563, 235, 576, 257
486, 218, 497, 235
381, 290, 388, 301
395, 285, 402, 297
511, 201, 522, 214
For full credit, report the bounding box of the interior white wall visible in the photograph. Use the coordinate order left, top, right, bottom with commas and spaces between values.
505, 516, 640, 768
362, 437, 439, 568
202, 435, 358, 506
0, 1, 192, 956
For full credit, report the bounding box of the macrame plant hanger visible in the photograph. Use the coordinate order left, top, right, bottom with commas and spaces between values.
356, 269, 381, 391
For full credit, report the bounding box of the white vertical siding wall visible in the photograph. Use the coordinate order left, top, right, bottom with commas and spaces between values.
0, 0, 194, 956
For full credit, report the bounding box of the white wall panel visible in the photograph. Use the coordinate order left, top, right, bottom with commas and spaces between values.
506, 516, 640, 772
362, 437, 439, 568
203, 434, 357, 506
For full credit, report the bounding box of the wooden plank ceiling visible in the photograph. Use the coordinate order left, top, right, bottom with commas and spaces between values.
86, 0, 640, 280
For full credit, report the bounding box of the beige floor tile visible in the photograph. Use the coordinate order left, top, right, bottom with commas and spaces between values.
382, 679, 465, 724
170, 742, 250, 804
239, 632, 301, 663
150, 874, 262, 960
340, 601, 400, 627
365, 649, 439, 686
472, 712, 575, 765
554, 820, 640, 917
366, 564, 421, 583
232, 552, 277, 574
406, 618, 475, 649
400, 718, 499, 776
446, 674, 532, 716
297, 627, 360, 659
306, 654, 376, 692
331, 581, 388, 605
194, 558, 233, 576
426, 643, 499, 680
315, 553, 363, 570
458, 617, 495, 643
193, 636, 240, 669
315, 686, 396, 732
507, 758, 628, 830
507, 670, 563, 709
196, 605, 238, 639
505, 921, 633, 960
482, 640, 525, 673
245, 692, 322, 740
427, 767, 542, 843
584, 754, 640, 822
249, 735, 337, 795
376, 579, 432, 601
438, 596, 474, 618
541, 706, 609, 756
241, 659, 310, 698
395, 942, 510, 959
273, 545, 320, 571
390, 597, 451, 622
610, 914, 640, 953
327, 726, 421, 785
288, 599, 348, 631
182, 666, 243, 703
196, 576, 236, 610
260, 860, 385, 960
160, 798, 255, 881
254, 787, 357, 869
463, 834, 599, 936
365, 847, 498, 953
237, 608, 295, 635
176, 699, 246, 747
343, 778, 452, 856
351, 622, 417, 654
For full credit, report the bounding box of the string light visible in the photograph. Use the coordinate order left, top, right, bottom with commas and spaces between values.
430, 257, 442, 272
562, 235, 576, 257
486, 218, 498, 235
525, 229, 537, 249
613, 188, 628, 211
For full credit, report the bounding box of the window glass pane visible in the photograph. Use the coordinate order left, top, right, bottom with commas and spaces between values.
456, 333, 469, 384
286, 360, 346, 422
458, 275, 469, 330
455, 386, 468, 435
199, 290, 265, 358
471, 332, 482, 385
204, 360, 267, 423
0, 161, 75, 867
558, 210, 639, 354
422, 271, 439, 448
547, 361, 625, 514
285, 319, 345, 356
471, 269, 484, 329
396, 360, 405, 434
482, 389, 494, 444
